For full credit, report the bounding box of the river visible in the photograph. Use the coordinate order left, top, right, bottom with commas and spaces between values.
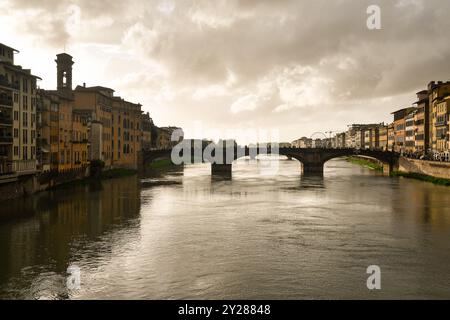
0, 157, 449, 299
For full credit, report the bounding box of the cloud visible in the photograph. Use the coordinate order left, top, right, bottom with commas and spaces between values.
2, 0, 450, 142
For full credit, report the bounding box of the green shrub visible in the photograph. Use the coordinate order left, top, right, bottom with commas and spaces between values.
391, 171, 450, 186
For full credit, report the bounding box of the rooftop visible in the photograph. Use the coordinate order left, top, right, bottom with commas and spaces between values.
0, 43, 19, 53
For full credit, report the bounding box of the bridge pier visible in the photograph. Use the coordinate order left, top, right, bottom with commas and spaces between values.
302, 162, 324, 174
211, 163, 232, 177
382, 163, 391, 176
382, 161, 399, 176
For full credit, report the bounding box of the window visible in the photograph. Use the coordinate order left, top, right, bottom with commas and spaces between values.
14, 146, 19, 156
23, 112, 28, 126
14, 129, 18, 138
14, 111, 18, 121
23, 95, 28, 109
23, 146, 28, 160
22, 129, 28, 144
13, 93, 19, 103
23, 79, 28, 92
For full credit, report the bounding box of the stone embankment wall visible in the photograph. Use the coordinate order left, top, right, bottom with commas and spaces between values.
399, 157, 450, 179
0, 166, 90, 202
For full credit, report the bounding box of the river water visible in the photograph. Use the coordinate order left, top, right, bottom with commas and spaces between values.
0, 158, 449, 299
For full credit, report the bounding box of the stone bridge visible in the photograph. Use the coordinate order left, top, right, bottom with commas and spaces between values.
142, 144, 400, 176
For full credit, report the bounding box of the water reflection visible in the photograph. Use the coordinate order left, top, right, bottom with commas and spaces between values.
0, 176, 141, 299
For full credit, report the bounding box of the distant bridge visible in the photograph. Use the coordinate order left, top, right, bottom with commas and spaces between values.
141, 144, 400, 176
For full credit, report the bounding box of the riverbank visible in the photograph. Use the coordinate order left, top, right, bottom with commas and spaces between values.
49, 168, 138, 190
346, 156, 383, 171
391, 171, 450, 186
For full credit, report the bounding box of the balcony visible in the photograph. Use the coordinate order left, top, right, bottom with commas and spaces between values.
0, 96, 13, 107
0, 160, 13, 176
0, 116, 12, 126
0, 136, 13, 144
0, 75, 19, 91
12, 159, 37, 174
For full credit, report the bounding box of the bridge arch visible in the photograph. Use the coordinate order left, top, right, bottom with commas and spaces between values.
141, 147, 400, 176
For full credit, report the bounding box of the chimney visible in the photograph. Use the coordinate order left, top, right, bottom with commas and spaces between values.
83, 82, 86, 88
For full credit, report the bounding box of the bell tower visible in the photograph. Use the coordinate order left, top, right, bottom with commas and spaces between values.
55, 53, 74, 96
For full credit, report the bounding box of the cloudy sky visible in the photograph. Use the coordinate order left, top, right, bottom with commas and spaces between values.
1, 0, 449, 143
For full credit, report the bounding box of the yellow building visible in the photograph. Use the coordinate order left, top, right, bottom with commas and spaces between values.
428, 81, 450, 153
36, 90, 60, 171
71, 110, 89, 169
413, 103, 426, 154
0, 43, 40, 176
434, 96, 449, 153
73, 85, 113, 167
111, 97, 142, 169
404, 109, 416, 154
74, 84, 143, 169
37, 53, 89, 173
378, 125, 388, 151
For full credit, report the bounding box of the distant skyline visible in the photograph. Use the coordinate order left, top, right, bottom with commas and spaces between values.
1, 0, 450, 144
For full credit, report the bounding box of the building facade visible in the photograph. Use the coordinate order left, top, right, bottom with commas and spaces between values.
111, 97, 142, 169
392, 108, 416, 154
155, 126, 183, 150
140, 112, 153, 151
428, 81, 450, 154
0, 43, 40, 176
404, 109, 416, 154
378, 125, 388, 151
415, 90, 429, 154
37, 54, 89, 172
387, 122, 395, 151
74, 84, 143, 169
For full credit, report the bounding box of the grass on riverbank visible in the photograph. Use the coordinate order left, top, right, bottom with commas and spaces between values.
346, 156, 383, 171
148, 159, 178, 169
391, 171, 450, 186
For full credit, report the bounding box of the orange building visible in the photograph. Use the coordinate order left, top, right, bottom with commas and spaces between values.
73, 85, 113, 167
391, 107, 416, 154
71, 110, 89, 168
111, 97, 141, 169
73, 84, 143, 169
37, 53, 89, 172
428, 81, 450, 153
